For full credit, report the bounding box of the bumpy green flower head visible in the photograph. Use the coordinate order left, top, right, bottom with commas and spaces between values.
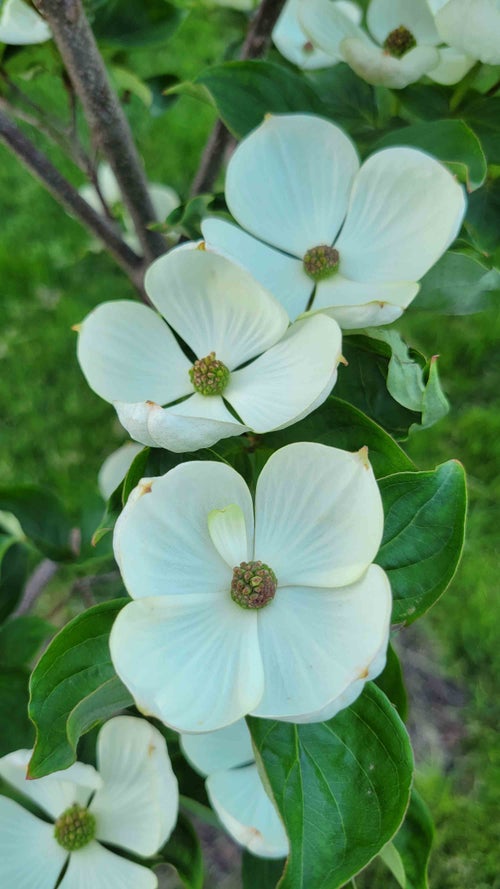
189, 352, 230, 396
383, 26, 417, 58
303, 245, 340, 281
54, 803, 96, 851
231, 560, 278, 609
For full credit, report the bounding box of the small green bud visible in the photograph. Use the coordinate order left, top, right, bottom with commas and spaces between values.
303, 245, 339, 281
231, 561, 278, 610
383, 26, 417, 58
189, 352, 230, 397
54, 803, 96, 851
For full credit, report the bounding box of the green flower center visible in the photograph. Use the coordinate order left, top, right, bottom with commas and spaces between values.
383, 26, 417, 58
231, 561, 278, 610
189, 352, 230, 396
303, 245, 339, 281
54, 803, 96, 851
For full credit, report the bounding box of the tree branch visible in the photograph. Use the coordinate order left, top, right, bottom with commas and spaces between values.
191, 0, 287, 196
13, 559, 58, 617
33, 0, 166, 262
0, 109, 147, 292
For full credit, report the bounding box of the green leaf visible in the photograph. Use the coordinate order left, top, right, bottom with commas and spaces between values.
0, 669, 34, 755
308, 63, 378, 138
0, 485, 74, 561
373, 119, 487, 191
392, 788, 434, 889
247, 683, 413, 889
380, 841, 406, 887
110, 65, 153, 107
0, 541, 28, 622
377, 461, 467, 626
242, 852, 286, 889
465, 177, 500, 254
165, 194, 216, 239
93, 0, 183, 48
196, 60, 324, 138
462, 96, 500, 164
91, 482, 123, 547
335, 332, 448, 439
375, 643, 408, 722
28, 599, 133, 778
158, 813, 204, 889
261, 396, 414, 478
414, 250, 500, 314
397, 83, 450, 122
0, 616, 53, 668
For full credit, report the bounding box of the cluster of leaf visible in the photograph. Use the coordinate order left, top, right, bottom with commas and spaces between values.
2, 0, 499, 886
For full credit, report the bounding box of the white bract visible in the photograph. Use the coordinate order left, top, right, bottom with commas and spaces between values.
433, 0, 500, 65
272, 0, 361, 70
0, 716, 178, 889
79, 163, 180, 252
0, 0, 51, 45
77, 247, 342, 453
110, 442, 392, 733
298, 0, 476, 86
181, 721, 289, 858
202, 114, 466, 329
98, 442, 143, 500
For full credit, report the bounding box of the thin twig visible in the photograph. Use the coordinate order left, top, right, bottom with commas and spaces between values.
190, 0, 287, 196
0, 109, 147, 292
14, 559, 58, 616
33, 0, 167, 262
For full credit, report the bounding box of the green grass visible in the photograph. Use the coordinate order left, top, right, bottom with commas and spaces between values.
0, 6, 499, 886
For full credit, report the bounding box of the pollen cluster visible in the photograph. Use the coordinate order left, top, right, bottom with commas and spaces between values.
54, 803, 96, 851
189, 352, 230, 396
303, 244, 340, 281
383, 26, 417, 58
231, 560, 278, 609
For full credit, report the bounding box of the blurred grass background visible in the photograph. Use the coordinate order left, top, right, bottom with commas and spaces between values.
0, 6, 499, 887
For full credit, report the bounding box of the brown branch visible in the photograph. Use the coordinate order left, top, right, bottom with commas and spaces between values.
14, 559, 58, 616
0, 109, 147, 292
32, 0, 166, 262
191, 0, 287, 196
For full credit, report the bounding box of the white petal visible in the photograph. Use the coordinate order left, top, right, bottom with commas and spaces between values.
428, 46, 476, 85
90, 716, 178, 856
312, 275, 419, 328
0, 0, 51, 45
58, 841, 157, 889
208, 504, 250, 568
77, 301, 192, 404
367, 0, 440, 45
98, 443, 144, 500
113, 461, 253, 598
341, 38, 440, 88
273, 0, 342, 68
114, 402, 159, 447
252, 565, 391, 721
225, 113, 360, 258
254, 442, 384, 588
435, 0, 500, 65
0, 750, 101, 819
299, 0, 366, 59
145, 395, 248, 452
225, 315, 342, 432
0, 796, 66, 889
180, 720, 254, 776
145, 248, 289, 368
335, 147, 466, 282
201, 217, 312, 321
207, 764, 289, 858
110, 595, 264, 733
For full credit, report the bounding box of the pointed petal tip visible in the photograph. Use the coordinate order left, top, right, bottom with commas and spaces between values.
71, 323, 82, 332
357, 445, 370, 469
339, 354, 349, 366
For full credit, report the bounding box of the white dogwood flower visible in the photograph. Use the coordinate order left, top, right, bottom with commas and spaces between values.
0, 716, 178, 889
202, 113, 466, 329
298, 0, 476, 86
77, 247, 342, 453
0, 0, 51, 44
110, 442, 392, 733
272, 0, 361, 70
181, 721, 289, 858
98, 442, 143, 500
433, 0, 500, 65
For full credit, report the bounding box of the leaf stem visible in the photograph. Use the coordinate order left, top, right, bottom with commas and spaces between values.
190, 0, 287, 196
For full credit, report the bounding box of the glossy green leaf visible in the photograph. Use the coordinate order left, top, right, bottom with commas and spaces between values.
465, 177, 500, 254
28, 599, 133, 778
242, 852, 286, 889
0, 486, 74, 561
247, 683, 413, 889
462, 96, 500, 164
158, 813, 204, 889
380, 841, 406, 887
308, 63, 378, 138
392, 788, 434, 889
196, 60, 324, 138
397, 83, 450, 122
373, 119, 487, 190
0, 669, 33, 755
377, 461, 467, 626
261, 396, 414, 478
375, 643, 408, 722
93, 0, 183, 48
413, 250, 500, 314
0, 615, 53, 669
0, 541, 28, 623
